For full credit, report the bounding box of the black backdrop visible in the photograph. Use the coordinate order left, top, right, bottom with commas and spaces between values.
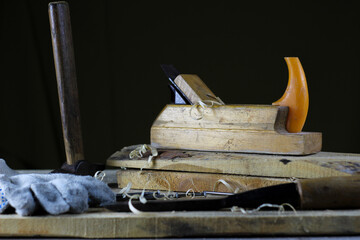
0, 1, 359, 169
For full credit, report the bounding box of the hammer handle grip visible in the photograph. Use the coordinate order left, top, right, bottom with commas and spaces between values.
49, 1, 84, 165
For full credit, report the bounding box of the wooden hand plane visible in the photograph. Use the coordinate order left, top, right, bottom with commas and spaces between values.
151, 58, 322, 155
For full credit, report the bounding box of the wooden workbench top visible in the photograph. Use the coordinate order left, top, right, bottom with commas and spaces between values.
1, 208, 360, 238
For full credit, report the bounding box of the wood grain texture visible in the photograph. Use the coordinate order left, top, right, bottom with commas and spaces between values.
116, 169, 290, 192
151, 126, 322, 155
49, 2, 84, 164
1, 209, 360, 238
107, 147, 360, 178
150, 105, 322, 155
152, 104, 287, 131
174, 74, 218, 103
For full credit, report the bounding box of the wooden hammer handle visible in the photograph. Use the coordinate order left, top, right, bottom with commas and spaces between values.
297, 176, 360, 209
49, 1, 84, 165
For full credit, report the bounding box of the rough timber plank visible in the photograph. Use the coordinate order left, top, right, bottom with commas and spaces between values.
1, 209, 360, 238
106, 146, 360, 178
117, 169, 291, 192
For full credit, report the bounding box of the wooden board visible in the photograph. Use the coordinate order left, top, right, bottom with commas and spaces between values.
151, 105, 322, 155
107, 146, 360, 178
1, 209, 360, 238
117, 169, 290, 192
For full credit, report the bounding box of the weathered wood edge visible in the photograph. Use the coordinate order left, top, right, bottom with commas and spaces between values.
151, 127, 322, 155
106, 148, 360, 178
1, 209, 360, 238
116, 169, 292, 192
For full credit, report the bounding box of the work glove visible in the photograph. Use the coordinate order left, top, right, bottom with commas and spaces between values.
0, 159, 115, 216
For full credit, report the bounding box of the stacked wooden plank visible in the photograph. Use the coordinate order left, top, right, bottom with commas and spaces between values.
107, 146, 360, 193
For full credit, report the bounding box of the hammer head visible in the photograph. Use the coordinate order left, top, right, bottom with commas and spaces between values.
51, 160, 105, 176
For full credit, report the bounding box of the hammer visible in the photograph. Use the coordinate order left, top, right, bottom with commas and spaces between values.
49, 1, 104, 175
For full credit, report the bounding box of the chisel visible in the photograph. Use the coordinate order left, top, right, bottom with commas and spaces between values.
103, 176, 360, 212
116, 191, 233, 201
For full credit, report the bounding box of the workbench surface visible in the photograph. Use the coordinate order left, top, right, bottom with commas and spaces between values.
1, 208, 360, 238
2, 170, 358, 238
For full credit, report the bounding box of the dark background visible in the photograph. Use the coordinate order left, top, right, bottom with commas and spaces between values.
0, 1, 359, 170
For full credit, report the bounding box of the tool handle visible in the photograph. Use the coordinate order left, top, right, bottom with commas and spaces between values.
297, 176, 360, 209
49, 1, 84, 165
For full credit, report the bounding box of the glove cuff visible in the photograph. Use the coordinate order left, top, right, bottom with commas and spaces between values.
0, 159, 18, 177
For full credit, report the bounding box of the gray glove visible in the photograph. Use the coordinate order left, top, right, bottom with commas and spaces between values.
0, 159, 115, 216
0, 159, 18, 177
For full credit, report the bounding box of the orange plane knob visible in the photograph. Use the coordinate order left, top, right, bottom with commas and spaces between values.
273, 57, 309, 133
